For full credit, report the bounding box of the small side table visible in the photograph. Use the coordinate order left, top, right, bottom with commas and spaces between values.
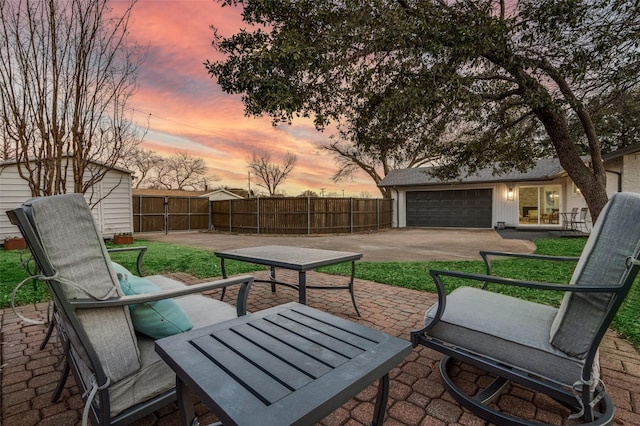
155, 302, 412, 426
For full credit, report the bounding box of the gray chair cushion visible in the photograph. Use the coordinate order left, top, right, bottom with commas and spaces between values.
550, 192, 640, 358
426, 287, 595, 387
108, 275, 240, 416
27, 194, 140, 382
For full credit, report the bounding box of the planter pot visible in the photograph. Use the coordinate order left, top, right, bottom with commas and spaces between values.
3, 237, 27, 250
113, 235, 134, 245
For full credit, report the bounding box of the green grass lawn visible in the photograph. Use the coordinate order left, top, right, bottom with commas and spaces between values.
0, 240, 265, 310
1, 237, 638, 348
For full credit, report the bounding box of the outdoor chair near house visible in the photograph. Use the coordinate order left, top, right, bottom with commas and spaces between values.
411, 192, 640, 425
7, 193, 254, 426
572, 207, 591, 233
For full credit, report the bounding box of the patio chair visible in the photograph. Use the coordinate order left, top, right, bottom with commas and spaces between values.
7, 193, 254, 426
572, 207, 591, 233
5, 241, 151, 404
411, 192, 640, 425
19, 246, 147, 351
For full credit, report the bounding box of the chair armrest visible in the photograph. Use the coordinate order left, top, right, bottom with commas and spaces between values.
479, 250, 579, 289
69, 274, 254, 316
107, 246, 148, 276
430, 269, 620, 293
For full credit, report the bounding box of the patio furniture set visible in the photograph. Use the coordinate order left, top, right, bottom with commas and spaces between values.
561, 207, 591, 233
7, 192, 640, 425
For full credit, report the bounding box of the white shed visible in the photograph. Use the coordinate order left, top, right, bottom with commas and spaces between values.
0, 160, 134, 241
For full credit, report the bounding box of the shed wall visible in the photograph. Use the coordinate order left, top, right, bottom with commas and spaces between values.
0, 163, 132, 241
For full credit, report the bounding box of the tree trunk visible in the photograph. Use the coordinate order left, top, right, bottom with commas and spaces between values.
535, 105, 608, 222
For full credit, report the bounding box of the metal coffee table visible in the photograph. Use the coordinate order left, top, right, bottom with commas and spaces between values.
216, 245, 363, 315
155, 302, 412, 426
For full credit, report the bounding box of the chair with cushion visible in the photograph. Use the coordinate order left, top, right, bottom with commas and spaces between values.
7, 193, 254, 426
411, 192, 640, 425
19, 245, 150, 403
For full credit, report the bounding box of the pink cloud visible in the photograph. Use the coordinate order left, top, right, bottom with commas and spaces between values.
112, 0, 378, 197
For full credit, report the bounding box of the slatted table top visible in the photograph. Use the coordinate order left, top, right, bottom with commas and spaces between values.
155, 302, 411, 426
215, 245, 363, 270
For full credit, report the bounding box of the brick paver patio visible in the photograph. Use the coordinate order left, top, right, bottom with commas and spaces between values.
2, 269, 639, 425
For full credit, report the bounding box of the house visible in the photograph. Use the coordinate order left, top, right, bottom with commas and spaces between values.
200, 188, 245, 201
130, 188, 246, 200
0, 160, 134, 241
378, 144, 640, 229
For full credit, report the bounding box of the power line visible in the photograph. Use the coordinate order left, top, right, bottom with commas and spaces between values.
131, 108, 226, 139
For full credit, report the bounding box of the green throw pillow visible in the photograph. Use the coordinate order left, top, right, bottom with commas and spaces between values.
111, 262, 193, 339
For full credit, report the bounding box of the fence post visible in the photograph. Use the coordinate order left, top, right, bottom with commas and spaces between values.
350, 198, 353, 234
164, 197, 169, 235
208, 200, 212, 230
256, 197, 260, 234
228, 199, 232, 231
307, 196, 311, 235
377, 198, 380, 230
138, 196, 142, 233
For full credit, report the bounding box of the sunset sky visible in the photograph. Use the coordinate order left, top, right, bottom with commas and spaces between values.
116, 0, 377, 197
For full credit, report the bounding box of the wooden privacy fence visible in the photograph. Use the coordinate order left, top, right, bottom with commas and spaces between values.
211, 197, 392, 234
133, 196, 210, 233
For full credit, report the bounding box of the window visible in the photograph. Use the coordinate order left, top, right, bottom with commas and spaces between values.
572, 182, 581, 194
518, 185, 561, 225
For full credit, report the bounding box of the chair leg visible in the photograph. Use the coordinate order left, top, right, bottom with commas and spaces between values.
473, 375, 509, 404
438, 356, 616, 426
51, 359, 70, 402
39, 315, 57, 350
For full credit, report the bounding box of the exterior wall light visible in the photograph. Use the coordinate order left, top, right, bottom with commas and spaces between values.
507, 185, 514, 201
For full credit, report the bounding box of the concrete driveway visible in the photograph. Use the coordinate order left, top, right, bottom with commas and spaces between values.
137, 228, 535, 262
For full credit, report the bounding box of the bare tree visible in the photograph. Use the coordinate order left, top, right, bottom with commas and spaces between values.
151, 151, 215, 191
0, 0, 145, 200
121, 147, 162, 188
247, 150, 297, 196
1, 127, 14, 161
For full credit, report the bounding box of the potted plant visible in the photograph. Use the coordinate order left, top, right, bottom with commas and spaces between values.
3, 236, 27, 250
113, 232, 134, 245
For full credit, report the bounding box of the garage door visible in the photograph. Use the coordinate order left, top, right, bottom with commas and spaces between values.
406, 189, 493, 228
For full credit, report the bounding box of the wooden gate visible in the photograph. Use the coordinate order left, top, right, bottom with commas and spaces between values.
132, 196, 210, 233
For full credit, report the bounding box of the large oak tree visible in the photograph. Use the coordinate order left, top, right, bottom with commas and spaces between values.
207, 0, 640, 220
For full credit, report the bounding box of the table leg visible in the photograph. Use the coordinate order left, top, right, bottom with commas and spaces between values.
219, 258, 228, 301
370, 374, 390, 426
298, 270, 307, 304
270, 266, 277, 293
349, 260, 361, 316
176, 377, 198, 426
